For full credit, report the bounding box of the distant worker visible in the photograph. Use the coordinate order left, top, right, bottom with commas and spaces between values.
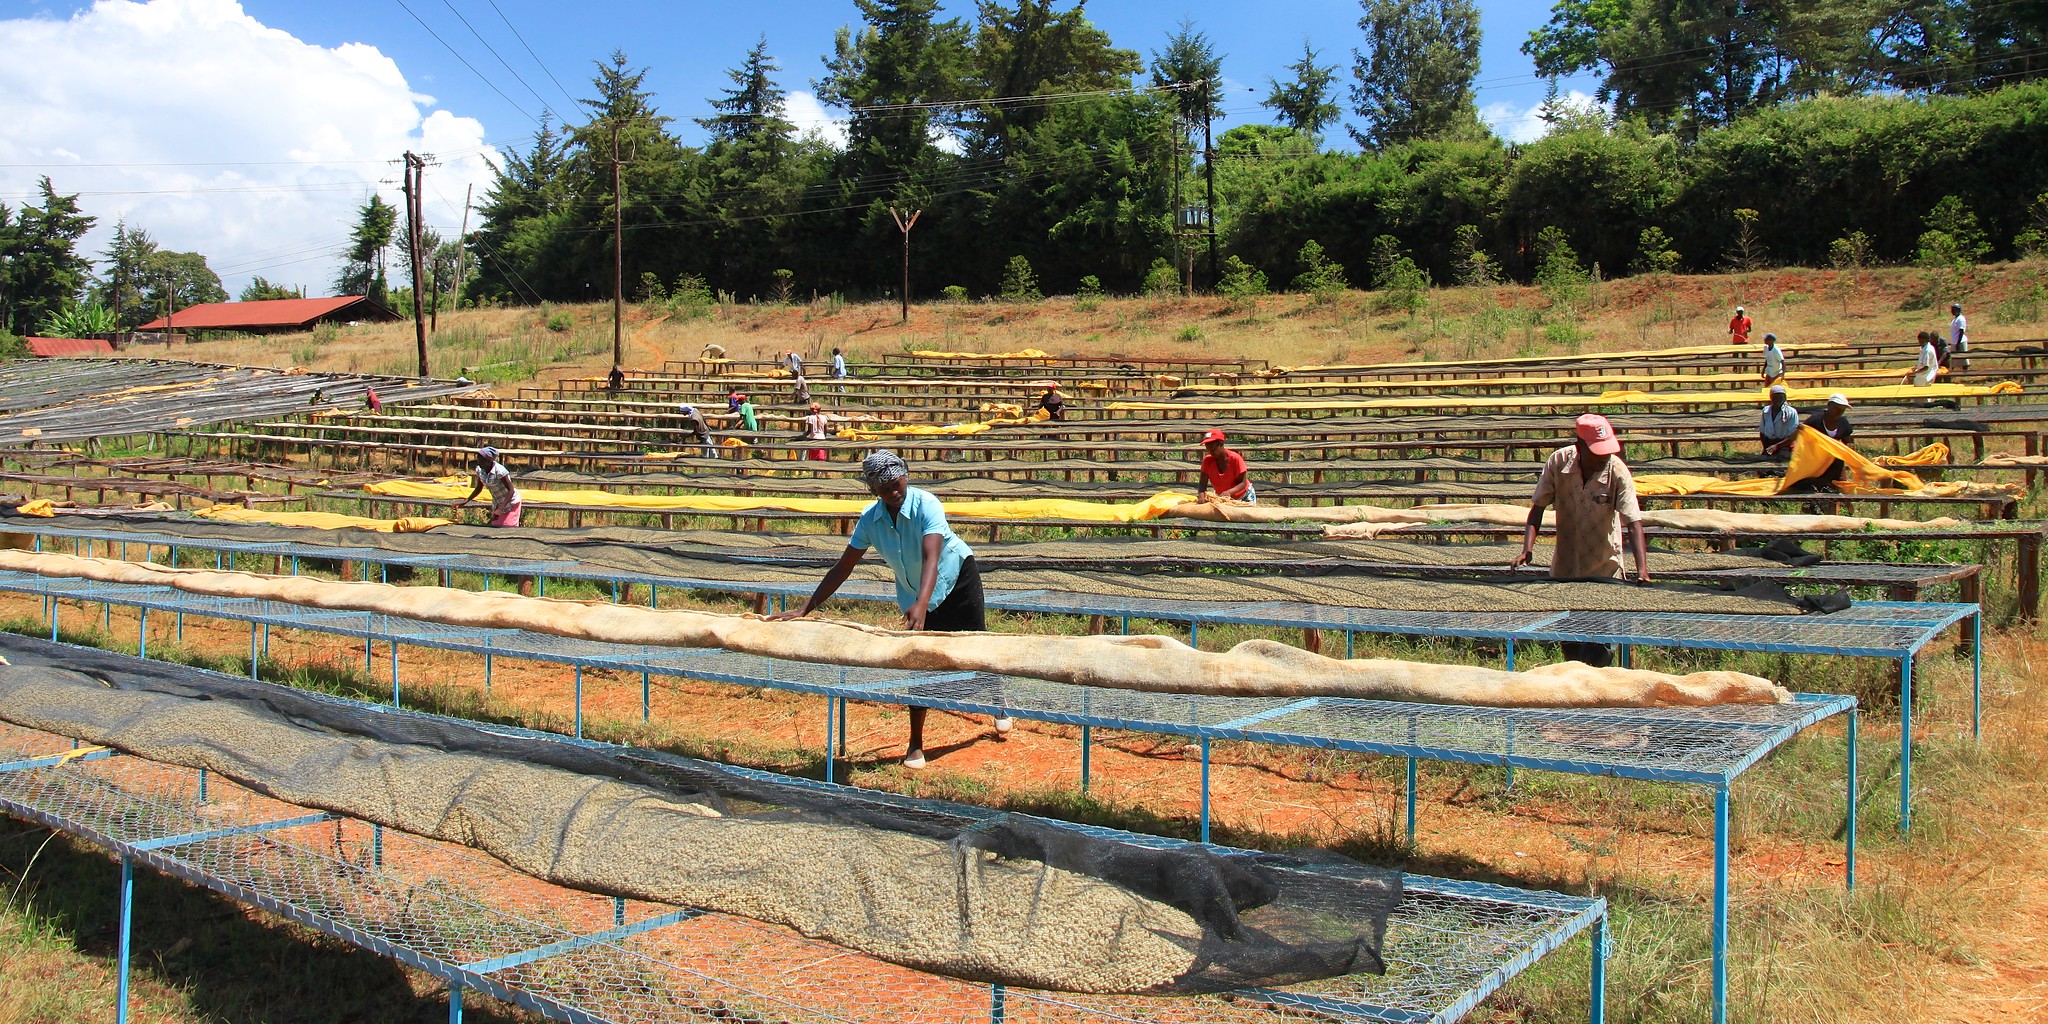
1728, 305, 1753, 346
676, 402, 715, 458
1759, 384, 1799, 457
1197, 428, 1254, 503
364, 386, 382, 413
831, 347, 848, 379
736, 393, 758, 432
727, 388, 744, 415
1910, 332, 1940, 386
456, 446, 522, 527
786, 350, 804, 377
1949, 302, 1969, 371
792, 374, 812, 406
700, 343, 726, 361
769, 451, 1011, 768
800, 401, 833, 461
1760, 333, 1784, 385
1037, 382, 1066, 422
1510, 415, 1649, 667
605, 365, 625, 392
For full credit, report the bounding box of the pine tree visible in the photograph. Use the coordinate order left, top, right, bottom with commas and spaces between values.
697, 36, 794, 149
337, 194, 397, 304
1263, 41, 1341, 137
2, 177, 96, 336
1149, 19, 1224, 125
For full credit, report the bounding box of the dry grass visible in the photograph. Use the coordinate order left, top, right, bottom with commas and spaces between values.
163, 262, 2048, 384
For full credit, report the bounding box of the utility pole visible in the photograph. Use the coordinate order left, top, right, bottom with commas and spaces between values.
450, 183, 472, 318
611, 120, 625, 374
402, 151, 429, 378
1202, 96, 1218, 289
162, 272, 175, 345
1171, 114, 1188, 296
888, 207, 921, 324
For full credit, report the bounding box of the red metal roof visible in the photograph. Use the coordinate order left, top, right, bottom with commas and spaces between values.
136, 295, 393, 330
23, 337, 115, 357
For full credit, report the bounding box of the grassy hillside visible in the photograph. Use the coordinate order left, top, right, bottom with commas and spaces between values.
166, 262, 2048, 384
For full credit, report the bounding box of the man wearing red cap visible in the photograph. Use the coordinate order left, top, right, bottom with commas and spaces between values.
1197, 429, 1254, 503
1511, 414, 1650, 665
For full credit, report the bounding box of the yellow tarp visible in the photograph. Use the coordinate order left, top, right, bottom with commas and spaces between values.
1179, 366, 1917, 395
1877, 443, 1950, 468
195, 506, 452, 533
1632, 429, 1940, 496
908, 348, 1054, 360
1108, 381, 2022, 413
15, 500, 56, 518
364, 478, 1195, 523
838, 407, 1053, 440
1247, 341, 1850, 377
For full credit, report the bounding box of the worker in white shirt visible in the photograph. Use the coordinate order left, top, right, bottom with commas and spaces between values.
1949, 303, 1969, 371
1909, 334, 1940, 386
1760, 333, 1785, 386
1759, 384, 1799, 457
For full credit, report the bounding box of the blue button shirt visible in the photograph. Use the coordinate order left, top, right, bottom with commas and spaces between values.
850, 486, 972, 613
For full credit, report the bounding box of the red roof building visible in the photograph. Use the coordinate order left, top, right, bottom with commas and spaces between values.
137, 295, 403, 334
23, 337, 116, 357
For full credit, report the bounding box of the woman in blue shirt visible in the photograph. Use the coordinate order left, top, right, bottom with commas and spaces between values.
771, 451, 1010, 767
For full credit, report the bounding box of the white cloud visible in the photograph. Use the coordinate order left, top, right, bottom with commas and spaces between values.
784, 90, 849, 150
0, 0, 500, 296
1481, 89, 1607, 144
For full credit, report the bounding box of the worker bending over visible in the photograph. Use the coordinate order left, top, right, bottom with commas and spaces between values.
1510, 415, 1650, 667
1198, 429, 1254, 503
771, 451, 1011, 768
456, 446, 522, 527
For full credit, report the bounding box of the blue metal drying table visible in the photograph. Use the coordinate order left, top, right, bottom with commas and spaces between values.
0, 569, 1854, 1024
0, 635, 1610, 1024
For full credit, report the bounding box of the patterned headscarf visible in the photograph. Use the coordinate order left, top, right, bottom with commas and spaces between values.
861, 450, 909, 488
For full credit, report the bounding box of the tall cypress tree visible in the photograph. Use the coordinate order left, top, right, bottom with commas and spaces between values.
1350, 0, 1484, 150
3, 178, 96, 336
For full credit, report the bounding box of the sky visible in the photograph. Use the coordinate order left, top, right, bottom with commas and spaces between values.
0, 0, 1597, 298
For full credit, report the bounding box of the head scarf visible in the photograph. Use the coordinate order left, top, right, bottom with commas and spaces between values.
477, 446, 499, 463
861, 450, 909, 488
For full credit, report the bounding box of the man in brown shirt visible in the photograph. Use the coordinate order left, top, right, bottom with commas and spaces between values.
1511, 414, 1651, 666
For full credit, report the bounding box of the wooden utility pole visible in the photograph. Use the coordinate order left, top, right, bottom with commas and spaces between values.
611, 120, 625, 373
1171, 114, 1188, 296
451, 183, 472, 312
402, 151, 429, 378
1201, 97, 1218, 288
888, 207, 921, 324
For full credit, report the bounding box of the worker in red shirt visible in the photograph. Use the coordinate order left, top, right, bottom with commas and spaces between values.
1197, 428, 1255, 503
1728, 305, 1753, 346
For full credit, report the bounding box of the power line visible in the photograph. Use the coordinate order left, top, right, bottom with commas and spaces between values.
390, 0, 544, 128
435, 0, 564, 124
485, 0, 580, 110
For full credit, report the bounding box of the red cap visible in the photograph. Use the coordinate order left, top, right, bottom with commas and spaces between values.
1574, 414, 1621, 455
1198, 429, 1227, 445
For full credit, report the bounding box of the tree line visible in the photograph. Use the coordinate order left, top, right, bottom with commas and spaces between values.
462, 0, 2048, 307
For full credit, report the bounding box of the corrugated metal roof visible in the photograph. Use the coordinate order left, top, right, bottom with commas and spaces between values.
22, 337, 116, 357
136, 296, 398, 330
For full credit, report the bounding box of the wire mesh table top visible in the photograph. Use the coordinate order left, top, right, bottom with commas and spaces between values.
0, 571, 1852, 786
1, 521, 1975, 662
0, 637, 1606, 1024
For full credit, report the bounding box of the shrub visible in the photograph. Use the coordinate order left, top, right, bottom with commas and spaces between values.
1369, 235, 1430, 315
1142, 257, 1181, 297
1176, 324, 1203, 341
1451, 224, 1500, 287
1633, 227, 1682, 275
36, 302, 117, 338
544, 311, 574, 333
669, 273, 714, 317
1534, 226, 1590, 325
1217, 255, 1269, 302
999, 256, 1042, 302
1291, 240, 1348, 302
941, 285, 969, 302
1921, 195, 1990, 265
770, 269, 796, 304
1722, 208, 1767, 272
635, 271, 665, 302
1076, 275, 1103, 298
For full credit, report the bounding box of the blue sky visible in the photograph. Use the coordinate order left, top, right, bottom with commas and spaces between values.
0, 1, 1594, 292
223, 0, 1593, 149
